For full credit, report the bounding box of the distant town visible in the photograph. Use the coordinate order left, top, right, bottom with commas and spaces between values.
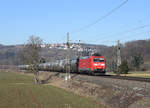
41, 43, 82, 51
40, 43, 97, 55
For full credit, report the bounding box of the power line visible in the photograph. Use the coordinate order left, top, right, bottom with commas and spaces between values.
70, 0, 129, 34
70, 27, 150, 46
75, 28, 150, 46
118, 30, 150, 41
115, 24, 150, 36
89, 23, 150, 43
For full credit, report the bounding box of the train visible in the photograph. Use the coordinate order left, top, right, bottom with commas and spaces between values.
18, 56, 106, 75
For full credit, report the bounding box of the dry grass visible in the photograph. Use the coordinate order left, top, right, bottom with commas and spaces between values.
122, 73, 150, 78
108, 71, 150, 78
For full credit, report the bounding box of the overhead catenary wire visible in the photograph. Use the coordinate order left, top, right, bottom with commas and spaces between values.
88, 23, 150, 44
69, 25, 150, 46
75, 29, 150, 46
60, 0, 149, 46
70, 0, 129, 34
114, 24, 150, 37
118, 30, 150, 41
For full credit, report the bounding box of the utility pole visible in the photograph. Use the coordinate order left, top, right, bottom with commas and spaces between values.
117, 40, 121, 76
78, 40, 81, 58
65, 32, 71, 81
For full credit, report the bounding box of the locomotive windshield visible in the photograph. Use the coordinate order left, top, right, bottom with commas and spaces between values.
94, 58, 104, 62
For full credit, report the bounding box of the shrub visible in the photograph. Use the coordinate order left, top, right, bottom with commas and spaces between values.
119, 60, 129, 74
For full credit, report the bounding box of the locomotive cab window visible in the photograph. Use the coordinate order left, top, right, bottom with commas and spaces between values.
94, 58, 104, 62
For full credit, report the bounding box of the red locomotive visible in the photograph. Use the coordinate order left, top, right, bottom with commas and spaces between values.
78, 56, 106, 75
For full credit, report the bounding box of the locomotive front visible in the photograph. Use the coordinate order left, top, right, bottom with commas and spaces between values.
91, 56, 106, 74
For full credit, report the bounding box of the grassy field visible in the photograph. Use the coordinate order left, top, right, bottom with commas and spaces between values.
0, 72, 105, 108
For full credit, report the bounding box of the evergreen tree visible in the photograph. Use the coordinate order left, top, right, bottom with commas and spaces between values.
119, 60, 129, 74
132, 54, 144, 70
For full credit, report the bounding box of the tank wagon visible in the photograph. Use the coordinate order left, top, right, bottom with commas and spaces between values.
18, 56, 106, 75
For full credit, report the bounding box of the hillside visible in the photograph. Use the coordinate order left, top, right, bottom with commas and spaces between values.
0, 39, 150, 71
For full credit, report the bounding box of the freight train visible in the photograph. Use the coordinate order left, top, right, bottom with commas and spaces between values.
18, 56, 106, 75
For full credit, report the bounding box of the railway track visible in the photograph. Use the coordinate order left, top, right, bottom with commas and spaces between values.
27, 70, 150, 84
56, 72, 150, 83
98, 75, 150, 83
68, 74, 150, 90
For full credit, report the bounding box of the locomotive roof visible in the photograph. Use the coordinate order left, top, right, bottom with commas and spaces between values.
80, 56, 105, 59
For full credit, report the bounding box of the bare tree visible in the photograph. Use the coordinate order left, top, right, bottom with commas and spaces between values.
23, 35, 42, 85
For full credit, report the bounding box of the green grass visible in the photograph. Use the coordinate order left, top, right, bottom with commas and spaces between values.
0, 72, 105, 108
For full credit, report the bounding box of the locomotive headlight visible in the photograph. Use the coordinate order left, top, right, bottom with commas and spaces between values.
94, 64, 98, 66
101, 64, 105, 66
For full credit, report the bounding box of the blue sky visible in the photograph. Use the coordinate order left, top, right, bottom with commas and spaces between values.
0, 0, 150, 45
